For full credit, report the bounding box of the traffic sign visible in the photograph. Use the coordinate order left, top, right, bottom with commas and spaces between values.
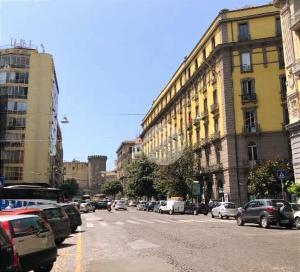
276, 170, 286, 180
0, 177, 4, 188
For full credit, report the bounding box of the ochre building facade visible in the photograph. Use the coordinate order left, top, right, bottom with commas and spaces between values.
141, 4, 290, 205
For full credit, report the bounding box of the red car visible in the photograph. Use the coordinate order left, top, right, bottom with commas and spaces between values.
0, 223, 20, 271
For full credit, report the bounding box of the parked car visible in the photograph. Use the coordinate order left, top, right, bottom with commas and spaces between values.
137, 201, 147, 211
236, 199, 294, 229
115, 200, 127, 211
0, 207, 48, 222
128, 200, 137, 207
0, 223, 19, 271
145, 201, 157, 212
59, 203, 82, 233
80, 201, 95, 213
211, 202, 237, 219
153, 201, 166, 213
159, 200, 185, 215
0, 214, 57, 272
94, 200, 108, 209
294, 210, 300, 226
184, 202, 209, 215
29, 205, 71, 246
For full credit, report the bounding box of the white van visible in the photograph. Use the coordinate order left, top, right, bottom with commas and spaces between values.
159, 200, 185, 215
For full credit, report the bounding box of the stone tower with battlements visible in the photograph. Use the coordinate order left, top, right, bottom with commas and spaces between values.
87, 155, 107, 191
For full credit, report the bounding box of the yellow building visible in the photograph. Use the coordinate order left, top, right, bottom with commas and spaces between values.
0, 44, 62, 186
141, 4, 290, 204
63, 160, 89, 191
274, 0, 300, 183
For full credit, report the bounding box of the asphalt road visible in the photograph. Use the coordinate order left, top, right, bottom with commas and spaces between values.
53, 208, 300, 272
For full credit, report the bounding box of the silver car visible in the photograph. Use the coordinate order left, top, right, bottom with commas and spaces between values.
211, 202, 237, 219
115, 200, 127, 211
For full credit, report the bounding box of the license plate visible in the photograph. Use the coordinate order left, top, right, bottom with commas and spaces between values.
280, 220, 288, 224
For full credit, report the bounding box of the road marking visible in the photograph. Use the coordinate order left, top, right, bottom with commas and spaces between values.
115, 221, 124, 225
99, 221, 108, 227
151, 219, 168, 224
126, 220, 142, 225
86, 217, 102, 221
127, 239, 160, 250
86, 223, 94, 228
137, 219, 155, 224
75, 226, 82, 272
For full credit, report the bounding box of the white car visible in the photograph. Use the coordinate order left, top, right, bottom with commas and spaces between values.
294, 210, 300, 226
115, 200, 127, 211
80, 201, 95, 213
159, 200, 185, 215
0, 214, 57, 272
211, 202, 237, 219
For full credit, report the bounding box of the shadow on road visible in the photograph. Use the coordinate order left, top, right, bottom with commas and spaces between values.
57, 243, 76, 249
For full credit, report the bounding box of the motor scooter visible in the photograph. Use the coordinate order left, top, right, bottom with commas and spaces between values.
107, 202, 112, 212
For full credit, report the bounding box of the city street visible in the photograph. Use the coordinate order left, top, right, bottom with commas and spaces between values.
53, 208, 300, 272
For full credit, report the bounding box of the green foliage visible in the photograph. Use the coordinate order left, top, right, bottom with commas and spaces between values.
288, 183, 300, 198
101, 180, 123, 197
60, 178, 79, 198
248, 159, 293, 198
162, 148, 195, 198
125, 154, 158, 198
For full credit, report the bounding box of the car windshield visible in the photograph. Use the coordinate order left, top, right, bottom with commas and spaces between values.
10, 217, 48, 237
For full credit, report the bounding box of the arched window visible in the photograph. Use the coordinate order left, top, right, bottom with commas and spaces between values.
247, 141, 257, 161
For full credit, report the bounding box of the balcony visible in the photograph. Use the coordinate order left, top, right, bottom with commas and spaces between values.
243, 124, 260, 134
241, 64, 252, 73
200, 163, 223, 174
210, 103, 219, 114
292, 58, 300, 77
290, 10, 300, 32
193, 117, 200, 126
238, 34, 251, 42
200, 111, 209, 121
241, 93, 257, 103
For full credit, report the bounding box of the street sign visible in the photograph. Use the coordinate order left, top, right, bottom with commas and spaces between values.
276, 170, 286, 180
0, 177, 4, 188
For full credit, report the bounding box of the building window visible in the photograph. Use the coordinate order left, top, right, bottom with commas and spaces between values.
6, 101, 27, 113
7, 117, 26, 130
187, 67, 191, 79
204, 124, 209, 139
0, 86, 28, 98
238, 22, 250, 41
195, 58, 198, 69
213, 90, 218, 104
195, 105, 199, 117
203, 74, 207, 89
280, 75, 287, 98
244, 110, 257, 133
0, 55, 29, 68
1, 150, 24, 163
196, 129, 200, 143
275, 17, 282, 36
204, 98, 208, 113
240, 52, 252, 72
203, 49, 206, 60
241, 79, 256, 101
278, 47, 285, 68
211, 36, 216, 50
214, 118, 219, 133
3, 167, 23, 180
248, 141, 257, 161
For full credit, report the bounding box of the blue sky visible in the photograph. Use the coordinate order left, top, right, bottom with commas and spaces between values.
1, 0, 268, 169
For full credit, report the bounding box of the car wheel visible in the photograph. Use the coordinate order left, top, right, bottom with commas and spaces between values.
218, 213, 223, 219
34, 263, 54, 272
260, 216, 270, 229
225, 216, 229, 219
285, 223, 293, 229
193, 210, 198, 216
211, 212, 215, 218
236, 215, 244, 226
169, 209, 173, 215
295, 217, 300, 226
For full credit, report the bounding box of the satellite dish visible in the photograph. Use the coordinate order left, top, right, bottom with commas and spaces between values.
61, 116, 69, 124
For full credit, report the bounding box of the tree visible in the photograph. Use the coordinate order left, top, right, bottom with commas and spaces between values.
101, 180, 123, 198
161, 148, 195, 199
126, 154, 158, 199
248, 159, 294, 198
288, 183, 300, 198
60, 178, 79, 198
